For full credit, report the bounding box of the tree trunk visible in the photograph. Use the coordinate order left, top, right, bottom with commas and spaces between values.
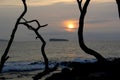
77, 0, 106, 62
0, 0, 27, 73
19, 19, 58, 80
116, 0, 120, 18
20, 18, 49, 71
34, 30, 49, 70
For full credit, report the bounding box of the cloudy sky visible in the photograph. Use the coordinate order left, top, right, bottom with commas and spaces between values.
0, 0, 120, 41
0, 0, 114, 6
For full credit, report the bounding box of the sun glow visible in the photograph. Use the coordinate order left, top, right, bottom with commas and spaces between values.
68, 24, 75, 29
63, 20, 78, 32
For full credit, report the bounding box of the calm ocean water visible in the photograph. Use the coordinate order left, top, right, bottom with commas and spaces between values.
0, 40, 120, 72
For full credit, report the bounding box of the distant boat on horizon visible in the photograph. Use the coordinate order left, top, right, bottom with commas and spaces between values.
49, 38, 69, 42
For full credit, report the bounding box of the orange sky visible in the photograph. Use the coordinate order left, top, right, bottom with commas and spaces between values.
62, 20, 78, 32
0, 0, 114, 6
0, 0, 119, 41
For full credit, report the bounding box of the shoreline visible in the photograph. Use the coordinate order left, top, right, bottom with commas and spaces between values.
0, 57, 120, 80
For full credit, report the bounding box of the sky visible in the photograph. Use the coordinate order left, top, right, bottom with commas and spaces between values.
0, 0, 120, 41
0, 0, 114, 6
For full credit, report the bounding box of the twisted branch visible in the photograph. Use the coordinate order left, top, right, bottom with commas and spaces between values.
77, 0, 106, 62
20, 18, 58, 80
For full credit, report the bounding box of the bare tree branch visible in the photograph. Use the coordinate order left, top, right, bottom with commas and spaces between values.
77, 0, 83, 12
20, 18, 49, 69
83, 0, 90, 13
20, 18, 58, 80
116, 0, 120, 19
77, 0, 106, 62
0, 0, 27, 73
18, 0, 58, 79
20, 18, 48, 30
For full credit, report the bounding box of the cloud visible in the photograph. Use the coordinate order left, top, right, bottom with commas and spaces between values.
0, 0, 74, 6
28, 0, 74, 6
0, 0, 114, 6
0, 1, 119, 41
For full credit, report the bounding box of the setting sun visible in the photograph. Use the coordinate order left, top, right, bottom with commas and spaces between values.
68, 24, 75, 29
62, 20, 78, 32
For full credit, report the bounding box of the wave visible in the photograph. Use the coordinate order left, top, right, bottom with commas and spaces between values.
3, 58, 115, 73
2, 61, 57, 73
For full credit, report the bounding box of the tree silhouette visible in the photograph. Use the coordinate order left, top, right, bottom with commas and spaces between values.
76, 0, 107, 62
20, 18, 58, 80
20, 18, 49, 70
116, 0, 120, 18
0, 0, 58, 78
0, 0, 27, 73
18, 1, 58, 80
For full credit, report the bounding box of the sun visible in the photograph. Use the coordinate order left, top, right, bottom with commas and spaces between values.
68, 24, 74, 29
62, 20, 77, 32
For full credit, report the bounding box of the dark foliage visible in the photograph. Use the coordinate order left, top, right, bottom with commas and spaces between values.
33, 64, 58, 80
45, 58, 120, 80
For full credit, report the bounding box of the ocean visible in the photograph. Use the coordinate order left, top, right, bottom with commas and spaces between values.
0, 40, 120, 72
